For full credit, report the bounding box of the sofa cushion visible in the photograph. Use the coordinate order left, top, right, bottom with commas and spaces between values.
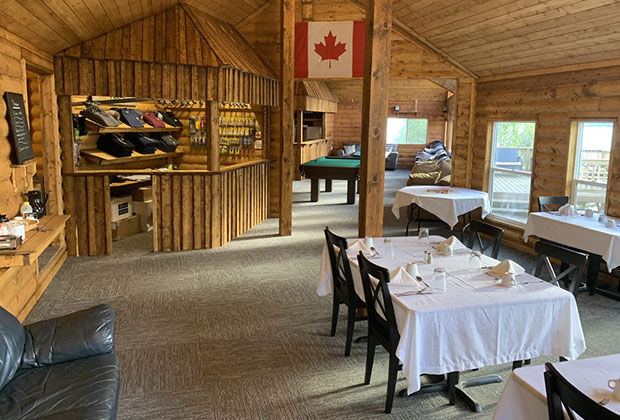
412, 161, 439, 174
438, 159, 452, 178
436, 175, 452, 186
343, 145, 356, 155
0, 353, 120, 420
407, 172, 440, 186
0, 307, 24, 392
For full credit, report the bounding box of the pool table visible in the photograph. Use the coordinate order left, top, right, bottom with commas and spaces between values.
300, 157, 361, 204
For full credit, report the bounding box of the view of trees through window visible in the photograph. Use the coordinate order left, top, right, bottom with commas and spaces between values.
386, 118, 428, 144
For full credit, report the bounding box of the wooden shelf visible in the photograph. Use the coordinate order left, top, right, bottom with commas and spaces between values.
81, 149, 183, 166
110, 179, 151, 189
86, 120, 182, 134
0, 215, 70, 268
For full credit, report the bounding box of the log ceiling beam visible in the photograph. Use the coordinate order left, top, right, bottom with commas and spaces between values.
358, 0, 392, 238
234, 0, 276, 29
346, 0, 477, 79
428, 78, 456, 93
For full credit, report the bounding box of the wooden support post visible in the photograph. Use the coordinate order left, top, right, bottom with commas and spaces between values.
40, 75, 63, 216
279, 0, 295, 236
359, 0, 393, 238
296, 111, 303, 143
207, 101, 220, 171
57, 95, 75, 173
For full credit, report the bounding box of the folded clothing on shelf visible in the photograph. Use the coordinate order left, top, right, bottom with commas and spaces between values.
143, 111, 165, 128
125, 133, 158, 154
159, 111, 183, 127
152, 133, 179, 153
81, 104, 120, 127
97, 133, 134, 157
112, 108, 144, 128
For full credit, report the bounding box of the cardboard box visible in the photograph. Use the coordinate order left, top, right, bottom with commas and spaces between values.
111, 214, 140, 241
133, 200, 153, 232
131, 187, 152, 202
110, 195, 132, 222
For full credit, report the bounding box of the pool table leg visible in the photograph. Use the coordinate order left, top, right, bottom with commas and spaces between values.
311, 178, 319, 202
346, 179, 356, 204
325, 179, 332, 192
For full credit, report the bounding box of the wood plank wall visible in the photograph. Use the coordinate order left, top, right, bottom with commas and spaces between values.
153, 161, 269, 251
452, 79, 476, 188
472, 66, 620, 221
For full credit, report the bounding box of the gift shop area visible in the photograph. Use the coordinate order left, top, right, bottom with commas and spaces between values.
0, 1, 620, 420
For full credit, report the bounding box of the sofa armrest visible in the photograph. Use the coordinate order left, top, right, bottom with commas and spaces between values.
21, 304, 115, 368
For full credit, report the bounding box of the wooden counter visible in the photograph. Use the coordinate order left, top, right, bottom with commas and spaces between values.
294, 139, 333, 180
63, 160, 271, 256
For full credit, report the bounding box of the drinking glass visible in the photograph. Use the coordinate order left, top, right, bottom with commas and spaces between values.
418, 228, 430, 250
468, 251, 482, 272
383, 238, 394, 259
432, 268, 447, 293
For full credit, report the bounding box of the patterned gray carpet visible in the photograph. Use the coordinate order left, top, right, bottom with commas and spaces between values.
27, 170, 620, 419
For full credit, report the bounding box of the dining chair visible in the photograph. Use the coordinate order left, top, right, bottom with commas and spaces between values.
544, 362, 620, 420
324, 227, 367, 357
357, 252, 402, 414
466, 220, 504, 259
533, 240, 588, 296
538, 196, 569, 212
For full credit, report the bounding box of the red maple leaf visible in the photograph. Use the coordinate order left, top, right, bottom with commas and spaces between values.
314, 31, 347, 69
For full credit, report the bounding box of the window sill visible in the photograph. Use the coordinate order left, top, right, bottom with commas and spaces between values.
485, 214, 527, 231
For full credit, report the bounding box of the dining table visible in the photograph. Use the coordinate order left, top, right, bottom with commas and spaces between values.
524, 211, 620, 300
317, 235, 586, 411
492, 353, 620, 420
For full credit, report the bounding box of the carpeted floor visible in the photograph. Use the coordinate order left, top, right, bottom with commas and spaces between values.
27, 170, 620, 419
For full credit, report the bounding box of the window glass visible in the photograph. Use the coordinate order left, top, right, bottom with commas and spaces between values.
573, 121, 613, 211
386, 118, 427, 144
488, 121, 536, 224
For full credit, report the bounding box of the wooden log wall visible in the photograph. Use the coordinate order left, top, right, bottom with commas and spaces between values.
152, 161, 270, 251
62, 174, 112, 257
471, 65, 620, 247
452, 79, 476, 188
26, 73, 44, 176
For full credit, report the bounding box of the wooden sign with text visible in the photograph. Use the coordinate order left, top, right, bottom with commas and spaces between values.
4, 92, 34, 164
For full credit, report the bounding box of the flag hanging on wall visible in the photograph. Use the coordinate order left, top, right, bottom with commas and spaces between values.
295, 21, 365, 79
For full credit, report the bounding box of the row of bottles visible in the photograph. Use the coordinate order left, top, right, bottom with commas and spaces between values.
189, 116, 207, 147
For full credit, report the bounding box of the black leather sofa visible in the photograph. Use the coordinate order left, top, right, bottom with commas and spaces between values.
0, 304, 120, 419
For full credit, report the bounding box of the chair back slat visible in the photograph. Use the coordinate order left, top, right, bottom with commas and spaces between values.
357, 253, 400, 351
466, 220, 504, 259
324, 228, 356, 299
538, 196, 569, 212
544, 362, 620, 420
534, 241, 588, 295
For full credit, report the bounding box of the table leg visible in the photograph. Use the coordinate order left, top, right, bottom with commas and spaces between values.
346, 179, 355, 204
325, 179, 332, 192
587, 253, 602, 295
310, 178, 319, 202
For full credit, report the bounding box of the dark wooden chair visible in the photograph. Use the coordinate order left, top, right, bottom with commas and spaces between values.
324, 227, 366, 357
544, 362, 620, 420
357, 252, 402, 414
534, 240, 588, 296
538, 196, 569, 212
466, 220, 504, 259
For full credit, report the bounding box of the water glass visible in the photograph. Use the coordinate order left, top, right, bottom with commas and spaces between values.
468, 251, 482, 271
383, 238, 394, 259
418, 228, 430, 249
432, 268, 447, 293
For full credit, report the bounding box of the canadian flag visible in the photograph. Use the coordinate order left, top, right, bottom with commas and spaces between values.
295, 21, 365, 79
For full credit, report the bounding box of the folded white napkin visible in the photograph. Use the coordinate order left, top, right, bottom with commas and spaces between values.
389, 266, 420, 287
347, 240, 372, 255
488, 259, 525, 278
558, 203, 578, 216
434, 235, 465, 251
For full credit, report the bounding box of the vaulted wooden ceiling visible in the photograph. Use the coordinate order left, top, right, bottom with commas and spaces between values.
2, 0, 620, 78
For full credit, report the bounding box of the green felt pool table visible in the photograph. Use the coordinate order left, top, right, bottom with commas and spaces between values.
299, 157, 361, 204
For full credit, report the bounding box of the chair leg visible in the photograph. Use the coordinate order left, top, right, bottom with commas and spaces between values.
344, 305, 356, 356
330, 296, 340, 337
364, 335, 376, 385
385, 353, 400, 414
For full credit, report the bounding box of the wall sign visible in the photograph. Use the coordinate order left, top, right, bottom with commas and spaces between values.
4, 92, 34, 164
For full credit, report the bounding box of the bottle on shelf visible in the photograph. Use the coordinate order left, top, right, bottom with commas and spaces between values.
20, 201, 33, 219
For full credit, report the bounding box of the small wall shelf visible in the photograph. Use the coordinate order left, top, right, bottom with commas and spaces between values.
81, 149, 183, 166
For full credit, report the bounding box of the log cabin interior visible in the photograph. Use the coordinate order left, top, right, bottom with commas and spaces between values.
0, 0, 619, 419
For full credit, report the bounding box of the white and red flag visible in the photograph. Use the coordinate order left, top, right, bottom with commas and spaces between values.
295, 21, 365, 79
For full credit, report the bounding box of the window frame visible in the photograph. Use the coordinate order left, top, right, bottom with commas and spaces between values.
487, 120, 537, 226
386, 117, 429, 145
571, 120, 615, 212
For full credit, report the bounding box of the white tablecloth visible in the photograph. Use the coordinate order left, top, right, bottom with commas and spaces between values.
493, 354, 620, 420
392, 186, 492, 228
524, 212, 620, 271
317, 236, 586, 394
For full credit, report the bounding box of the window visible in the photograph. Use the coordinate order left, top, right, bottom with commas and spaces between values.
488, 121, 536, 224
572, 121, 614, 212
386, 118, 428, 144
